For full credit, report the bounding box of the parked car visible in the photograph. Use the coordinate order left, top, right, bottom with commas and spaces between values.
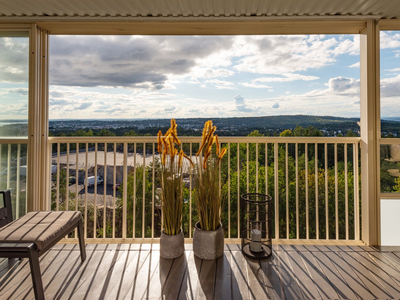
113, 183, 121, 190
84, 176, 104, 187
69, 176, 76, 185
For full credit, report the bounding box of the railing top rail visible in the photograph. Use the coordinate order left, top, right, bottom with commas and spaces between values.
0, 137, 29, 144
379, 138, 400, 144
48, 136, 361, 144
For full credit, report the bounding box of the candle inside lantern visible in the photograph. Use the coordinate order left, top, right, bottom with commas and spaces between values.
250, 229, 262, 252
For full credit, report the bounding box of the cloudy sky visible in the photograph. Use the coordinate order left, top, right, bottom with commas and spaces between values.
1, 32, 400, 120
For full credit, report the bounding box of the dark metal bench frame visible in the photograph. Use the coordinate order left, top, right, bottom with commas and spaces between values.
0, 190, 86, 300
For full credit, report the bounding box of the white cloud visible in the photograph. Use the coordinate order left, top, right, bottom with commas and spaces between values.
381, 74, 400, 97
240, 82, 271, 89
49, 35, 235, 89
0, 37, 29, 83
233, 35, 356, 75
349, 62, 360, 68
327, 76, 359, 95
380, 32, 400, 49
332, 35, 360, 56
272, 103, 279, 109
205, 79, 234, 89
233, 95, 257, 113
76, 103, 93, 110
384, 68, 400, 72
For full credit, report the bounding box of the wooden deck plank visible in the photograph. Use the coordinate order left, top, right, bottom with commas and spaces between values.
244, 257, 268, 300
162, 254, 187, 299
312, 251, 357, 300
230, 249, 251, 300
178, 251, 200, 300
123, 246, 152, 300
260, 254, 284, 300
143, 252, 168, 300
366, 251, 400, 288
214, 252, 232, 300
89, 248, 138, 299
0, 258, 29, 295
39, 247, 92, 300
66, 248, 119, 299
353, 252, 400, 297
129, 248, 156, 299
325, 251, 374, 299
2, 244, 400, 300
49, 245, 116, 299
196, 258, 216, 299
0, 245, 83, 300
314, 245, 330, 252
100, 247, 140, 300
338, 251, 391, 299
0, 246, 72, 296
303, 245, 319, 252
380, 252, 400, 271
299, 251, 338, 300
285, 250, 321, 299
277, 251, 304, 300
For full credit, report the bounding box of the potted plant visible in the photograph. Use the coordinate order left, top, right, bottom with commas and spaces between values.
158, 119, 193, 259
193, 120, 227, 260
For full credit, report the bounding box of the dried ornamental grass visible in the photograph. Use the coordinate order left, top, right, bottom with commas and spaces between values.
158, 119, 193, 236
195, 120, 227, 231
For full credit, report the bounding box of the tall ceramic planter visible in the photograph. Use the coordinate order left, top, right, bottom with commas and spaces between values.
193, 222, 224, 260
160, 229, 184, 259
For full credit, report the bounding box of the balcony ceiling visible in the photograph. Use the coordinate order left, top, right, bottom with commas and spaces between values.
0, 0, 399, 20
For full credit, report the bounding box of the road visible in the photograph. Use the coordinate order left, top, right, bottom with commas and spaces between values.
67, 183, 120, 207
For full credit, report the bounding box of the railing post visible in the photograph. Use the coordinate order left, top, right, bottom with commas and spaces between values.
360, 20, 380, 246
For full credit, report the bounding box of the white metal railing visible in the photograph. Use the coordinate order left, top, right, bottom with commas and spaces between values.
48, 136, 361, 243
0, 138, 28, 220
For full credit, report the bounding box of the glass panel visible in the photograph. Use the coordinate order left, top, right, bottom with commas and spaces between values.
380, 31, 400, 138
0, 34, 29, 137
380, 144, 400, 193
0, 143, 28, 218
49, 34, 360, 137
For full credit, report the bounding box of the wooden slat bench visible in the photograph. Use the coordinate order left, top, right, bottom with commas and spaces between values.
0, 190, 86, 300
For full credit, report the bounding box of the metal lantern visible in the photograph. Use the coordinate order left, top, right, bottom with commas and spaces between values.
241, 193, 272, 260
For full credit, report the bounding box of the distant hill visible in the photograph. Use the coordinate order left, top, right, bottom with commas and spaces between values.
198, 115, 360, 129
47, 115, 400, 137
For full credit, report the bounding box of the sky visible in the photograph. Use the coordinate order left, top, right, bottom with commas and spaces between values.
0, 32, 400, 120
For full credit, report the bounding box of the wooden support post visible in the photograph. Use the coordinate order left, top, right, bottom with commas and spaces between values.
27, 25, 49, 212
360, 20, 380, 246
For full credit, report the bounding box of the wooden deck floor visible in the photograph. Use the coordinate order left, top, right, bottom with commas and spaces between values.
1, 243, 400, 299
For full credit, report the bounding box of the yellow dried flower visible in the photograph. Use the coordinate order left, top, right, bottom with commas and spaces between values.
215, 135, 220, 155
157, 130, 163, 153
178, 150, 183, 168
183, 152, 194, 167
218, 148, 227, 164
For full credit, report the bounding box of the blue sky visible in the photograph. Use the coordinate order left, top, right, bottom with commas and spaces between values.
0, 33, 399, 120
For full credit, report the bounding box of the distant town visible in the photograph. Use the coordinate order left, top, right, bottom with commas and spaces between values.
1, 115, 400, 137
47, 115, 400, 137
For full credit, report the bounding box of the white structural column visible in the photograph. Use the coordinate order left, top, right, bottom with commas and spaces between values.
360, 20, 380, 246
27, 24, 49, 211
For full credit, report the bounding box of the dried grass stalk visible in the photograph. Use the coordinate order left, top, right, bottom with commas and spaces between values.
195, 120, 227, 231
158, 119, 193, 236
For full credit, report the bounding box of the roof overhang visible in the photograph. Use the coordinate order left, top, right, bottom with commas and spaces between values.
1, 0, 400, 34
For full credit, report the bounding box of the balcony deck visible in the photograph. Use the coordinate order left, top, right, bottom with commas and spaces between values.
1, 243, 400, 299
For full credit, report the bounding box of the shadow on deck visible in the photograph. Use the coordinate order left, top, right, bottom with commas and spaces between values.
0, 243, 400, 299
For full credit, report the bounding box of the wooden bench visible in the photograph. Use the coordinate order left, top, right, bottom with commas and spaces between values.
0, 190, 86, 300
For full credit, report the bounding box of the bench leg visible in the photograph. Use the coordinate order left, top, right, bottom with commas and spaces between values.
77, 219, 86, 262
27, 245, 45, 300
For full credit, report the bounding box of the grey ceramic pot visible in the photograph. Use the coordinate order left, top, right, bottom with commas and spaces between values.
160, 229, 184, 259
193, 222, 224, 260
